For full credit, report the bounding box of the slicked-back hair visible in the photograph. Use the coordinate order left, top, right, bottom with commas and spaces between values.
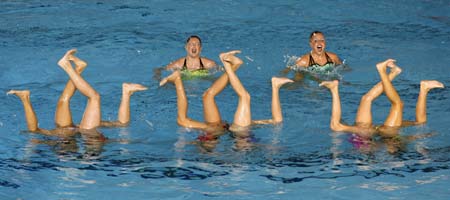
186, 35, 202, 46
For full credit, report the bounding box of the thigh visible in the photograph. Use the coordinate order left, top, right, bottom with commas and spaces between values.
383, 104, 403, 127
232, 99, 252, 127
79, 99, 101, 130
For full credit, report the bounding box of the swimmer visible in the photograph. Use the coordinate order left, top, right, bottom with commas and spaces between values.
8, 49, 147, 136
320, 59, 444, 138
154, 35, 217, 80
345, 131, 435, 154
195, 131, 223, 153
220, 51, 293, 132
296, 31, 342, 68
166, 35, 217, 71
282, 31, 342, 82
160, 50, 293, 133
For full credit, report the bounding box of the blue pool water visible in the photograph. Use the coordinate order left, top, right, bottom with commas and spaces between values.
1, 0, 450, 199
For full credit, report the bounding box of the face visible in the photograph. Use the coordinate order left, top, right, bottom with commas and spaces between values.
185, 37, 202, 57
309, 33, 326, 54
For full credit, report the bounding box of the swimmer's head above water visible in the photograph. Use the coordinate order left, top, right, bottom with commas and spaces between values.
165, 35, 216, 71
309, 31, 326, 54
295, 31, 342, 68
185, 35, 202, 58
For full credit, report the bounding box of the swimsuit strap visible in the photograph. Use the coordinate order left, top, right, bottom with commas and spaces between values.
199, 57, 205, 70
308, 53, 316, 66
183, 57, 205, 70
324, 52, 333, 64
182, 58, 187, 70
309, 52, 334, 67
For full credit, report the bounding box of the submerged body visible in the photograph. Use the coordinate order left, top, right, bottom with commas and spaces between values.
160, 50, 293, 134
320, 59, 444, 138
8, 49, 147, 137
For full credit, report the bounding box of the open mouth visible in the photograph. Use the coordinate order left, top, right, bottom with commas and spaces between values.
316, 45, 323, 52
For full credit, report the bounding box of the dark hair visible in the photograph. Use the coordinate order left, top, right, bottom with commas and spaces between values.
309, 31, 324, 40
186, 35, 202, 46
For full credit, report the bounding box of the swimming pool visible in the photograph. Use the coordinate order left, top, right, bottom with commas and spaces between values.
1, 0, 449, 199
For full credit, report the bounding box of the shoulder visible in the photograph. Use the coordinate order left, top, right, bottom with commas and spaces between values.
326, 52, 342, 64
326, 51, 339, 58
166, 58, 185, 70
201, 57, 217, 69
295, 53, 310, 68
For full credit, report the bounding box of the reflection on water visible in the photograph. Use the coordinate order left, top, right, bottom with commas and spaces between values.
1, 127, 448, 188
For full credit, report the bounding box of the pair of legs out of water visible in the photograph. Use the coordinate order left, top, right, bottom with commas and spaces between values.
320, 59, 444, 138
8, 49, 147, 136
160, 50, 293, 133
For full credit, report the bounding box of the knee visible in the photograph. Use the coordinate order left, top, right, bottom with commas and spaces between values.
91, 92, 101, 102
202, 89, 214, 100
330, 122, 344, 132
395, 100, 404, 109
360, 94, 373, 103
241, 91, 251, 103
57, 98, 68, 106
330, 122, 340, 131
177, 117, 188, 127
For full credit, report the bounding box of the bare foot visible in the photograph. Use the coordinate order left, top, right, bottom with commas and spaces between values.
219, 50, 241, 61
376, 58, 396, 73
123, 83, 148, 95
421, 80, 444, 92
7, 90, 30, 100
71, 56, 87, 73
220, 50, 243, 65
57, 49, 77, 70
390, 65, 402, 77
272, 77, 293, 88
160, 70, 181, 86
319, 80, 339, 90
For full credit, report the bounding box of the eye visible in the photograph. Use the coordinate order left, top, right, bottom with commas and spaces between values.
189, 42, 200, 47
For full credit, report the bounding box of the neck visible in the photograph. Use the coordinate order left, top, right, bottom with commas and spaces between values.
311, 51, 325, 57
186, 56, 201, 69
187, 55, 200, 60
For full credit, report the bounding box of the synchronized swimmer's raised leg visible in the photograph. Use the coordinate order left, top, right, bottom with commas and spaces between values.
203, 50, 242, 125
161, 50, 293, 132
220, 51, 293, 129
320, 80, 378, 138
100, 83, 147, 127
402, 80, 444, 126
58, 49, 101, 130
55, 49, 87, 128
376, 59, 403, 128
320, 59, 405, 137
7, 90, 78, 136
252, 77, 293, 124
7, 90, 38, 132
321, 59, 444, 138
160, 70, 209, 129
220, 51, 252, 129
355, 65, 402, 126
